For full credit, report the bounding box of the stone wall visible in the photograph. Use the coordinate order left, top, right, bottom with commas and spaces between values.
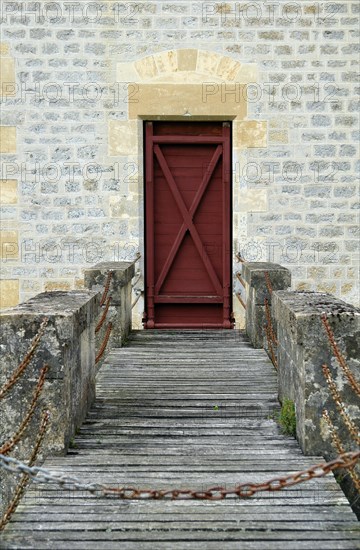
272, 290, 360, 513
242, 261, 291, 348
0, 1, 359, 327
0, 290, 99, 515
0, 260, 137, 516
272, 290, 360, 453
84, 260, 135, 357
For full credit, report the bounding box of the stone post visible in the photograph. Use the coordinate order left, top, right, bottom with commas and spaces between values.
0, 290, 99, 515
84, 261, 135, 350
272, 290, 360, 512
242, 262, 291, 348
272, 290, 360, 453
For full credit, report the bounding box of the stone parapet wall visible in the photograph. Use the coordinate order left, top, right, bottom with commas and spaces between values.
244, 263, 360, 512
0, 290, 99, 515
272, 290, 360, 513
0, 261, 137, 516
272, 290, 360, 453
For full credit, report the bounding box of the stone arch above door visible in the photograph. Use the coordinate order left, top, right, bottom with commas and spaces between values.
109, 49, 268, 153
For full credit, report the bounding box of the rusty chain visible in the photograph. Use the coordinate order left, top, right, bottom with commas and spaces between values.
322, 410, 360, 492
235, 252, 246, 264
0, 450, 359, 501
100, 452, 360, 499
0, 317, 48, 400
132, 273, 141, 289
0, 366, 49, 456
132, 291, 142, 310
95, 322, 113, 364
95, 271, 115, 363
263, 272, 278, 370
236, 271, 246, 288
95, 296, 112, 334
322, 364, 360, 446
264, 271, 273, 295
321, 314, 360, 397
235, 292, 247, 310
0, 410, 50, 531
322, 409, 345, 456
127, 252, 141, 267
264, 323, 278, 371
100, 271, 114, 307
264, 298, 278, 345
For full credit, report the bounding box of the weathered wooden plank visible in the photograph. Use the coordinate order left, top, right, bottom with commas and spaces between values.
2, 541, 359, 550
11, 508, 356, 521
7, 520, 360, 532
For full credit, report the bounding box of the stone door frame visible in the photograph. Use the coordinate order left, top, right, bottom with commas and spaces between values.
108, 49, 269, 326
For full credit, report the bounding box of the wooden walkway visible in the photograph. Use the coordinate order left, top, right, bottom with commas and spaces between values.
1, 331, 359, 549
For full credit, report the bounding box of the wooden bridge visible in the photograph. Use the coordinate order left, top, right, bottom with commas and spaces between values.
1, 330, 359, 550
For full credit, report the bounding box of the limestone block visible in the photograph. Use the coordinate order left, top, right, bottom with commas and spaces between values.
269, 130, 289, 144
129, 83, 247, 119
116, 62, 141, 83
44, 281, 72, 292
234, 120, 267, 149
154, 50, 178, 74
134, 55, 158, 80
196, 50, 222, 76
0, 230, 19, 259
0, 57, 15, 96
0, 43, 9, 55
0, 180, 18, 204
108, 120, 138, 156
178, 49, 198, 71
234, 64, 258, 83
239, 189, 268, 212
109, 197, 138, 219
216, 56, 241, 81
317, 282, 337, 294
0, 127, 16, 153
0, 279, 19, 309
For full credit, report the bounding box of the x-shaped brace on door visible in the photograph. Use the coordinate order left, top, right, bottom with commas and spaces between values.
154, 144, 223, 296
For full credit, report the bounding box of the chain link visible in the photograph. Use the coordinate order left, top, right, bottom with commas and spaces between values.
236, 292, 247, 310
235, 252, 246, 264
264, 271, 273, 295
0, 366, 49, 456
0, 450, 359, 501
322, 409, 360, 492
264, 325, 278, 370
0, 317, 48, 400
322, 364, 360, 445
264, 298, 278, 345
322, 409, 344, 456
95, 296, 112, 334
263, 297, 278, 370
0, 411, 50, 531
95, 322, 113, 364
262, 272, 279, 370
100, 271, 114, 307
321, 314, 360, 397
0, 454, 101, 494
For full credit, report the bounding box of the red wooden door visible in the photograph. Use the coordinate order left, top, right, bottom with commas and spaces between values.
144, 121, 233, 329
